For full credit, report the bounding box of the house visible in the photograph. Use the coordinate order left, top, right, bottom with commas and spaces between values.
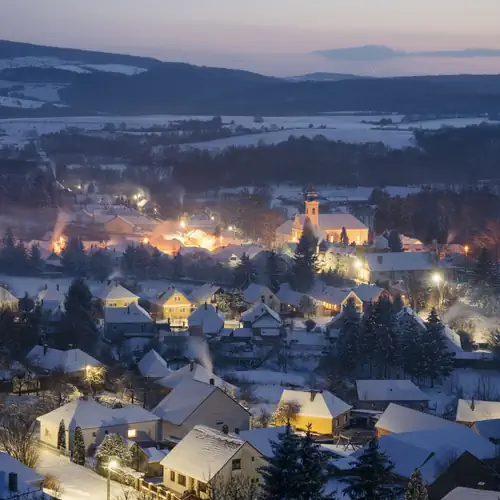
160, 425, 266, 499
472, 419, 500, 444
97, 282, 139, 308
156, 361, 238, 397
189, 284, 223, 306
239, 426, 288, 458
26, 345, 102, 377
355, 252, 442, 284
0, 286, 19, 312
375, 403, 455, 437
153, 378, 250, 440
351, 284, 389, 306
457, 399, 500, 426
37, 399, 160, 452
396, 306, 426, 333
275, 188, 369, 245
188, 303, 224, 337
149, 288, 193, 324
276, 389, 352, 435
36, 284, 65, 311
138, 350, 170, 379
441, 487, 500, 500
240, 302, 282, 338
105, 214, 157, 235
128, 442, 168, 477
104, 303, 155, 341
243, 283, 280, 312
0, 452, 44, 499
356, 379, 431, 411
309, 284, 363, 316
276, 283, 316, 315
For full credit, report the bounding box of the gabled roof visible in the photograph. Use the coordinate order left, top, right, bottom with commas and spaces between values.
240, 302, 282, 325
0, 286, 18, 303
295, 213, 368, 231
239, 426, 287, 458
188, 304, 224, 334
457, 399, 500, 424
143, 447, 168, 463
160, 425, 246, 482
375, 403, 455, 434
442, 487, 500, 500
243, 283, 276, 304
365, 252, 438, 272
97, 282, 139, 301
356, 379, 430, 402
351, 284, 386, 303
278, 389, 352, 420
138, 349, 169, 378
473, 419, 500, 442
37, 399, 160, 430
27, 346, 102, 374
276, 283, 314, 308
37, 286, 65, 307
154, 287, 190, 305
104, 302, 152, 324
396, 306, 426, 329
189, 283, 222, 304
0, 451, 43, 486
309, 283, 357, 306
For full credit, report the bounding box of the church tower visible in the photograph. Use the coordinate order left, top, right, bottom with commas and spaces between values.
304, 187, 319, 227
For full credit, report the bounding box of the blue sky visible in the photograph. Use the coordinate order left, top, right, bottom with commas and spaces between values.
2, 0, 500, 76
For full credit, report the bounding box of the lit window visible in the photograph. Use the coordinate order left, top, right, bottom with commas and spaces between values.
128, 429, 137, 438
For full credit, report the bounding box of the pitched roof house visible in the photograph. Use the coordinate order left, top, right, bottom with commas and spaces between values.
276, 389, 352, 436
356, 379, 430, 410
188, 303, 224, 337
103, 302, 155, 340
0, 286, 19, 312
97, 282, 139, 308
243, 283, 280, 312
153, 378, 250, 440
138, 349, 170, 379
240, 302, 282, 335
0, 452, 44, 499
457, 399, 500, 426
441, 487, 500, 500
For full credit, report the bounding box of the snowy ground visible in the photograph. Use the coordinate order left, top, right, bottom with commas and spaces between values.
36, 448, 132, 500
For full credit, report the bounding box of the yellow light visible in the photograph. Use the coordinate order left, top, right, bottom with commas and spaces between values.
464, 245, 469, 256
228, 226, 233, 231
133, 194, 139, 200
354, 259, 362, 269
432, 273, 442, 284
109, 459, 118, 469
143, 236, 149, 245
180, 220, 186, 229
127, 429, 137, 438
210, 216, 215, 221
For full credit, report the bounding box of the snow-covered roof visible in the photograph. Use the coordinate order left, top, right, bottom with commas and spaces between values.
0, 286, 18, 303
295, 213, 368, 231
442, 487, 500, 500
396, 306, 426, 329
189, 283, 221, 304
473, 419, 500, 442
0, 451, 43, 486
137, 349, 170, 378
143, 447, 168, 463
457, 399, 500, 424
243, 283, 276, 304
96, 282, 139, 301
156, 362, 236, 394
114, 214, 157, 228
154, 287, 190, 305
152, 378, 217, 425
239, 426, 287, 458
26, 345, 102, 374
356, 380, 430, 402
37, 399, 160, 430
309, 283, 355, 306
160, 425, 246, 483
375, 403, 455, 434
276, 283, 314, 308
351, 284, 386, 303
37, 286, 65, 307
104, 302, 152, 324
278, 390, 352, 420
241, 302, 282, 325
188, 304, 224, 334
365, 252, 438, 272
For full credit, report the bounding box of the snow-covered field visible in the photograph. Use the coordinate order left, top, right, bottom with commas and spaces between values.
0, 95, 45, 109
37, 448, 131, 500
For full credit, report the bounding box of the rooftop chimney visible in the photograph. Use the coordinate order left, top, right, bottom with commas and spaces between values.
377, 255, 383, 265
471, 397, 475, 411
204, 302, 208, 310
310, 390, 316, 402
43, 344, 48, 355
234, 428, 240, 435
8, 472, 18, 493
190, 360, 194, 372
222, 424, 229, 435
56, 284, 60, 291
209, 378, 215, 385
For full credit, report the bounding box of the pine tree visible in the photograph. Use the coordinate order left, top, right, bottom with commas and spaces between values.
392, 294, 404, 313
71, 426, 86, 466
341, 438, 399, 500
290, 218, 318, 293
172, 251, 184, 279
340, 227, 349, 246
387, 230, 404, 253
57, 419, 66, 450
88, 249, 113, 282
358, 302, 378, 375
398, 321, 425, 380
336, 298, 362, 375
259, 425, 302, 500
29, 243, 42, 273
266, 251, 283, 293
61, 237, 88, 276
405, 469, 429, 500
96, 433, 132, 466
233, 254, 256, 289
372, 298, 398, 378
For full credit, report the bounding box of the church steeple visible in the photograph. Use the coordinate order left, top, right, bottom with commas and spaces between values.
304, 186, 319, 227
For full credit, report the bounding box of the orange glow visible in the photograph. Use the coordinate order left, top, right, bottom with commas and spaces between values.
143, 236, 150, 245
464, 244, 469, 256
52, 236, 66, 255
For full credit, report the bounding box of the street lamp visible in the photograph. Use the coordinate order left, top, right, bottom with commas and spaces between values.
464, 244, 469, 257
107, 459, 119, 500
432, 273, 444, 312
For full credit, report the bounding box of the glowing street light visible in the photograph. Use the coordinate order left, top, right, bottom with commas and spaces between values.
354, 259, 362, 269
107, 459, 119, 500
432, 273, 442, 285
180, 220, 186, 229
228, 225, 234, 231
464, 244, 469, 257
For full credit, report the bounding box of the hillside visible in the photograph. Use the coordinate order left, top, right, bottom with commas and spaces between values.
0, 40, 500, 117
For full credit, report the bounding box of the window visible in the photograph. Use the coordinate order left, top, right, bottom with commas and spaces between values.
180, 308, 185, 313
104, 430, 109, 435
251, 457, 255, 462
178, 474, 186, 487
44, 428, 50, 437
170, 471, 175, 482
198, 482, 207, 494
232, 459, 241, 471
335, 418, 339, 427
312, 208, 316, 215
127, 429, 137, 438
189, 478, 195, 490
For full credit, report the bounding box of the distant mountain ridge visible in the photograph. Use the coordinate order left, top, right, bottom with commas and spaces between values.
0, 40, 500, 117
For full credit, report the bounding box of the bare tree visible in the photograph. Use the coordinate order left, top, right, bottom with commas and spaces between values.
274, 401, 301, 426
208, 474, 260, 500
43, 474, 64, 499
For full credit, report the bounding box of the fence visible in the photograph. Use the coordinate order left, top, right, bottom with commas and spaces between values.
137, 479, 181, 500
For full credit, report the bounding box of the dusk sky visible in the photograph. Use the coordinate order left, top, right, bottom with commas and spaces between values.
2, 0, 500, 76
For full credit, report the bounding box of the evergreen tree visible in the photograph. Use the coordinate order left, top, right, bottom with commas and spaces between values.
358, 302, 378, 375
474, 247, 494, 283
420, 308, 454, 386
172, 251, 184, 279
96, 433, 132, 466
233, 254, 256, 289
29, 243, 43, 273
372, 298, 398, 378
19, 292, 34, 313
88, 249, 113, 282
57, 419, 66, 450
398, 321, 426, 380
266, 251, 283, 293
71, 426, 86, 466
405, 469, 429, 500
122, 244, 151, 278
259, 425, 302, 500
290, 218, 318, 293
336, 298, 362, 375
387, 230, 404, 252
341, 438, 399, 500
392, 294, 404, 313
61, 237, 87, 276
340, 227, 349, 246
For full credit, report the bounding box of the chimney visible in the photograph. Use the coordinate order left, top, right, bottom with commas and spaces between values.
234, 428, 240, 435
310, 390, 316, 402
377, 255, 383, 264
8, 473, 18, 493
56, 284, 60, 291
190, 360, 194, 372
43, 344, 48, 355
471, 397, 475, 411
204, 302, 208, 310
45, 284, 48, 290
209, 378, 215, 385
127, 305, 130, 314
107, 279, 111, 285
222, 424, 229, 435
261, 295, 265, 303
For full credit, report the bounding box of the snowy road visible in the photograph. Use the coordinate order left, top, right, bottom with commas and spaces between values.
36, 448, 132, 500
